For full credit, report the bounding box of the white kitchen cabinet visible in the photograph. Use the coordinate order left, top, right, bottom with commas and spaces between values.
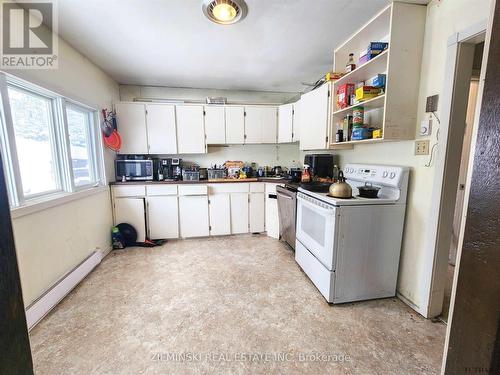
265, 183, 282, 239
204, 106, 225, 144
147, 196, 179, 239
146, 104, 177, 154
299, 82, 331, 150
176, 105, 206, 154
225, 106, 245, 144
230, 193, 249, 234
209, 194, 231, 236
292, 101, 301, 142
249, 192, 265, 233
179, 195, 210, 238
278, 103, 294, 143
115, 103, 148, 154
245, 106, 278, 144
114, 197, 146, 242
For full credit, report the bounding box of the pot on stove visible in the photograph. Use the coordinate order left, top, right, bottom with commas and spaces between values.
329, 171, 352, 198
357, 182, 381, 198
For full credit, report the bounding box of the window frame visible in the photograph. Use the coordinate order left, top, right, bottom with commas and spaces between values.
0, 72, 105, 209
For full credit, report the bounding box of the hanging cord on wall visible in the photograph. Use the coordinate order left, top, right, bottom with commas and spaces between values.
425, 128, 440, 167
431, 111, 441, 124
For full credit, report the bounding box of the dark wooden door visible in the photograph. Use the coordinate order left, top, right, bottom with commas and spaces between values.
445, 2, 500, 374
0, 150, 33, 373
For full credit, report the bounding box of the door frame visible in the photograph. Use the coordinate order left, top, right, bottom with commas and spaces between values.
422, 20, 489, 319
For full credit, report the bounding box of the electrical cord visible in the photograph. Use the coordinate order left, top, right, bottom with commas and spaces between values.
425, 128, 440, 167
431, 111, 441, 124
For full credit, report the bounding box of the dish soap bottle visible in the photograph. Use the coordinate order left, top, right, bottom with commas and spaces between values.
301, 164, 311, 183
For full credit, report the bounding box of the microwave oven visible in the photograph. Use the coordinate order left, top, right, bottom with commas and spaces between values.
115, 159, 153, 181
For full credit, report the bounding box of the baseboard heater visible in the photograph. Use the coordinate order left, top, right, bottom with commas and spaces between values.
25, 251, 102, 331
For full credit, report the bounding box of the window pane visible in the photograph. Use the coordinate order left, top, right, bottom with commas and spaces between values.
8, 86, 60, 197
67, 106, 93, 186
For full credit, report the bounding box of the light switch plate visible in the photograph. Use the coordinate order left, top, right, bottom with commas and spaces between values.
415, 140, 430, 155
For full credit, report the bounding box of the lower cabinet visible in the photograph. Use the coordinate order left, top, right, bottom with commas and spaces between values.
147, 196, 179, 239
249, 192, 265, 233
230, 193, 249, 234
114, 197, 147, 242
209, 194, 231, 236
179, 195, 210, 238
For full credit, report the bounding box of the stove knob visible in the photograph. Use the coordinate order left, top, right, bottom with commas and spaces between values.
389, 172, 396, 179
382, 171, 389, 178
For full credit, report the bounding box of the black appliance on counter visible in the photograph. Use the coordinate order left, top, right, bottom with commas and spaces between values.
115, 155, 153, 181
304, 154, 335, 178
161, 158, 182, 180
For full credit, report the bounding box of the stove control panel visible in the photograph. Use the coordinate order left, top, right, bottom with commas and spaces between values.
343, 164, 408, 188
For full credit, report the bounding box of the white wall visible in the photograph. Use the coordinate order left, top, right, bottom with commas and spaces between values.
120, 85, 302, 169
332, 0, 491, 315
4, 37, 119, 305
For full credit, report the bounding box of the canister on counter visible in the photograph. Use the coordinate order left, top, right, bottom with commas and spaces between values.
352, 106, 364, 126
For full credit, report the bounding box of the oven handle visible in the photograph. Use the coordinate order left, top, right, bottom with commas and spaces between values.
298, 196, 335, 215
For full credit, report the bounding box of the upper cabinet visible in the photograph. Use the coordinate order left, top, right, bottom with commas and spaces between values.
175, 105, 206, 154
225, 106, 245, 144
146, 104, 177, 154
299, 83, 331, 150
278, 103, 293, 143
115, 102, 148, 154
292, 101, 301, 142
245, 106, 278, 144
204, 106, 226, 144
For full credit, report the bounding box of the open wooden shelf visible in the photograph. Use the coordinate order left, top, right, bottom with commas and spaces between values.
333, 49, 389, 88
329, 137, 386, 149
332, 94, 386, 118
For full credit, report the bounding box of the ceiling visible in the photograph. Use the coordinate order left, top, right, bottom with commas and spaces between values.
57, 0, 427, 93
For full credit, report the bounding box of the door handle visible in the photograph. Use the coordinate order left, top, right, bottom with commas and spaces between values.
277, 193, 293, 200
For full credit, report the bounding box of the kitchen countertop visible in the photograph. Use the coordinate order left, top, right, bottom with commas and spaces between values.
109, 178, 290, 185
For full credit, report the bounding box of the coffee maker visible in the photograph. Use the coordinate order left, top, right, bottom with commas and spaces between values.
155, 158, 182, 180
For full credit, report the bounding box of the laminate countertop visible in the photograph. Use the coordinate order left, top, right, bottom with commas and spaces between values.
109, 178, 289, 185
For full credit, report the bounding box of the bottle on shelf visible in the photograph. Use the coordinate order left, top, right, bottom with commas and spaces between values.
345, 53, 356, 73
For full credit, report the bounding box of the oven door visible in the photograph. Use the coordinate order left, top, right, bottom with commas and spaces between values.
296, 192, 338, 270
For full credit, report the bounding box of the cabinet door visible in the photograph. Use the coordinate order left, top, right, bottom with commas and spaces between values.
299, 83, 330, 150
225, 106, 245, 144
176, 105, 206, 154
245, 106, 278, 144
115, 103, 148, 154
204, 106, 225, 144
209, 194, 231, 236
278, 104, 293, 143
114, 197, 146, 242
146, 104, 177, 154
230, 193, 249, 234
249, 192, 265, 233
147, 196, 179, 239
292, 101, 300, 142
179, 195, 209, 238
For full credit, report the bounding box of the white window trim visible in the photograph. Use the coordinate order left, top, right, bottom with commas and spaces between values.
0, 72, 106, 212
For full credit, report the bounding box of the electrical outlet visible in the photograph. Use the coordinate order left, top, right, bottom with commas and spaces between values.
415, 140, 430, 155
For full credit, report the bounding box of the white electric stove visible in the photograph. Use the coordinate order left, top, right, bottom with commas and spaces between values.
295, 164, 409, 304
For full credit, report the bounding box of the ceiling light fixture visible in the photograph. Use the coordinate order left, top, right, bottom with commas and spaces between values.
202, 0, 248, 25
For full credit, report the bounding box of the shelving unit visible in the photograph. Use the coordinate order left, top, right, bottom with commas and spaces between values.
326, 2, 426, 150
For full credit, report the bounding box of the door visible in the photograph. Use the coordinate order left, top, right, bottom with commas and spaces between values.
146, 104, 177, 154
249, 192, 265, 233
209, 194, 231, 235
278, 104, 293, 143
230, 193, 249, 234
179, 195, 210, 237
299, 83, 330, 150
292, 100, 300, 142
115, 102, 148, 154
176, 105, 206, 154
147, 196, 179, 239
204, 106, 225, 144
225, 106, 245, 144
296, 193, 338, 270
114, 197, 146, 242
245, 106, 277, 144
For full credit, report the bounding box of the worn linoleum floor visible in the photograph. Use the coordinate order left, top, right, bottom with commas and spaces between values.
30, 235, 446, 374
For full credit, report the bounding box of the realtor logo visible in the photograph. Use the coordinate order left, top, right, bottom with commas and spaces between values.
1, 0, 58, 69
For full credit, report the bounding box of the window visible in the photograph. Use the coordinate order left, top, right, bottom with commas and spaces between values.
8, 85, 61, 197
66, 104, 98, 188
0, 74, 103, 208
